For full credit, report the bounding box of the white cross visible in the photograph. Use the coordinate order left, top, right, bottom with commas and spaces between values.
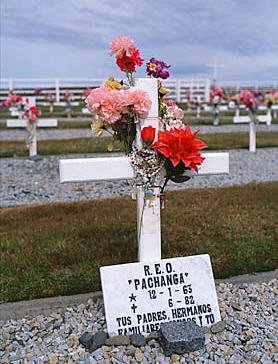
7, 118, 58, 156
233, 112, 271, 153
206, 58, 224, 82
59, 78, 229, 263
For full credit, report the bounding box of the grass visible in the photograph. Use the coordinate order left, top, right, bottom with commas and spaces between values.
0, 182, 277, 303
1, 119, 277, 130
0, 132, 278, 157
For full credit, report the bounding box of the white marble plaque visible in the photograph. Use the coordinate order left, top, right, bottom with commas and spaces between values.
100, 254, 221, 336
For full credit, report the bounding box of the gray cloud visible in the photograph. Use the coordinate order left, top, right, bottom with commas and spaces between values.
1, 0, 278, 80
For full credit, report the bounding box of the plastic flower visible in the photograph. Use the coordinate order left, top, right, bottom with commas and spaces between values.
152, 126, 207, 172
159, 87, 170, 95
25, 106, 41, 122
103, 76, 122, 90
146, 58, 170, 79
91, 118, 106, 136
239, 90, 259, 109
167, 105, 184, 120
116, 48, 144, 73
126, 89, 152, 115
109, 36, 135, 58
165, 100, 176, 107
141, 126, 156, 145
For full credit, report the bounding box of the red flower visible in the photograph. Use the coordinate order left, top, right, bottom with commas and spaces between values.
27, 106, 41, 117
152, 126, 207, 172
141, 126, 156, 145
165, 100, 176, 107
116, 48, 144, 73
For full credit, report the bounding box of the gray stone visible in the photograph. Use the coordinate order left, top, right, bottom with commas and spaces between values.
105, 335, 130, 346
90, 331, 108, 352
79, 332, 93, 349
28, 155, 43, 162
230, 302, 242, 311
130, 333, 145, 347
91, 347, 104, 360
210, 321, 227, 334
159, 321, 205, 356
146, 331, 160, 341
201, 327, 211, 334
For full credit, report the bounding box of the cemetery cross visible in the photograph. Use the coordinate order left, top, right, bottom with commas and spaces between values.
59, 78, 229, 263
233, 112, 271, 153
7, 117, 58, 157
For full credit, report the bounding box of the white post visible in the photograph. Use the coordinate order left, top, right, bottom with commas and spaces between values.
8, 79, 13, 91
249, 117, 256, 153
134, 78, 161, 262
137, 187, 161, 262
27, 123, 37, 156
196, 105, 200, 118
235, 108, 240, 117
176, 79, 181, 103
213, 106, 219, 126
204, 79, 211, 103
266, 108, 272, 126
55, 79, 60, 102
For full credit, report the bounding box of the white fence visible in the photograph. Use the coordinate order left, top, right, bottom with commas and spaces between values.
0, 78, 211, 103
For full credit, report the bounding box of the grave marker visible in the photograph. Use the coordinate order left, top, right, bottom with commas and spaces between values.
59, 78, 229, 334
100, 254, 221, 335
7, 118, 58, 157
233, 112, 271, 153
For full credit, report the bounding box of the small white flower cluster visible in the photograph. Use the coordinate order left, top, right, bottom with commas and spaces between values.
129, 147, 164, 187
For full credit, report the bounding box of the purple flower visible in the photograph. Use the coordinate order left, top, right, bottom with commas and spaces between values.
34, 88, 42, 94
146, 57, 170, 79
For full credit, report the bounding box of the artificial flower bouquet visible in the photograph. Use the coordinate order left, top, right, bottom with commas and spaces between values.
239, 90, 260, 117
210, 86, 223, 107
2, 93, 26, 116
24, 105, 41, 122
86, 36, 207, 194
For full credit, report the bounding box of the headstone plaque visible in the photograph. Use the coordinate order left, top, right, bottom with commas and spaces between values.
100, 254, 221, 336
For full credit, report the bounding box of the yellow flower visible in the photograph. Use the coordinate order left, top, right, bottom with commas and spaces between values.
159, 87, 170, 95
107, 141, 114, 151
103, 76, 122, 90
91, 119, 105, 136
149, 63, 157, 71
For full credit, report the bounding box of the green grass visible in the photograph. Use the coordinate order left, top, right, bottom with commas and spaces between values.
0, 182, 277, 303
1, 119, 277, 129
1, 132, 278, 157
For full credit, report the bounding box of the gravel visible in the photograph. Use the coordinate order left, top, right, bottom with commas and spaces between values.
1, 148, 278, 207
0, 279, 277, 363
1, 124, 278, 141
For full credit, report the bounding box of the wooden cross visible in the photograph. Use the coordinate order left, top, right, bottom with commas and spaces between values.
59, 78, 229, 263
7, 118, 58, 157
233, 112, 271, 153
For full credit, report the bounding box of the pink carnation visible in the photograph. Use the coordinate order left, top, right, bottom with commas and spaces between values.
86, 87, 110, 113
126, 89, 152, 115
100, 89, 128, 123
109, 36, 135, 58
85, 86, 151, 124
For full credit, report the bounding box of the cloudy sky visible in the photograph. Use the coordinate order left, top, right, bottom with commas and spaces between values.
1, 0, 278, 82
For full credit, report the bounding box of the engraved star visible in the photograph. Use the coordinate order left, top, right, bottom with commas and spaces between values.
128, 280, 132, 284
131, 304, 137, 313
129, 293, 137, 302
